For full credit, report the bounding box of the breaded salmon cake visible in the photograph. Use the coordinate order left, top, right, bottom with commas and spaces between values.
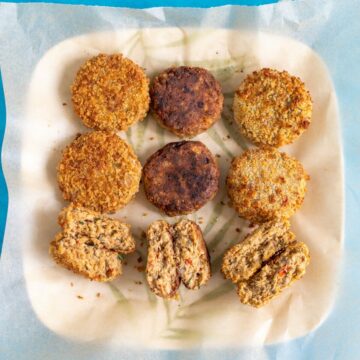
57, 131, 142, 213
237, 241, 310, 307
143, 141, 220, 216
227, 148, 309, 223
222, 219, 294, 283
233, 68, 313, 147
50, 204, 136, 281
150, 66, 223, 137
145, 219, 211, 299
173, 219, 211, 290
72, 54, 150, 131
146, 220, 180, 299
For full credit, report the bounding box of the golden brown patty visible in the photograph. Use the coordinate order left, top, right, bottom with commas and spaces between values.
57, 131, 142, 213
227, 148, 309, 223
50, 204, 136, 282
150, 66, 224, 137
72, 53, 150, 131
143, 141, 220, 216
233, 68, 312, 147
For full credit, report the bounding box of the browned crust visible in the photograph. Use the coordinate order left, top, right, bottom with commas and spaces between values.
71, 53, 150, 131
57, 131, 142, 213
150, 66, 224, 137
143, 141, 220, 216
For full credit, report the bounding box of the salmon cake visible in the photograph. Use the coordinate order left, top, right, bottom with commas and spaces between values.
50, 204, 136, 282
57, 131, 142, 213
150, 66, 223, 137
227, 148, 309, 223
72, 53, 150, 131
222, 219, 310, 307
233, 68, 313, 147
143, 141, 220, 216
146, 219, 211, 299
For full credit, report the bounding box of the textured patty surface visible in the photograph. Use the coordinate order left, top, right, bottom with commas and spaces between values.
222, 220, 294, 283
150, 66, 223, 137
173, 219, 211, 290
50, 204, 135, 281
237, 241, 310, 307
72, 53, 150, 131
227, 148, 309, 223
143, 141, 220, 216
57, 131, 142, 213
146, 220, 180, 299
233, 68, 312, 147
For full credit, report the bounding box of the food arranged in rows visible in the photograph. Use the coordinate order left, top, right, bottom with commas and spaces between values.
50, 53, 313, 307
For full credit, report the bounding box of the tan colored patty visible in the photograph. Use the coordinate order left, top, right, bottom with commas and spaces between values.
72, 53, 150, 131
150, 66, 224, 137
57, 131, 142, 213
222, 219, 294, 283
143, 141, 220, 216
237, 241, 310, 307
173, 219, 211, 290
227, 148, 309, 223
146, 220, 180, 299
233, 68, 312, 147
50, 204, 135, 282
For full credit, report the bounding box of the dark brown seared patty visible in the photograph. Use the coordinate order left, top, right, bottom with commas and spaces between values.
150, 66, 224, 137
143, 141, 220, 216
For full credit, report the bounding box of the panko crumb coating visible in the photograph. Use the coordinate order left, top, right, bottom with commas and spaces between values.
150, 66, 224, 137
72, 54, 150, 131
233, 68, 313, 147
227, 148, 309, 223
57, 131, 142, 213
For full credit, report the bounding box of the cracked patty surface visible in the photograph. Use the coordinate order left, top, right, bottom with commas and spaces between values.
143, 141, 220, 216
57, 131, 142, 213
150, 66, 223, 137
71, 53, 150, 131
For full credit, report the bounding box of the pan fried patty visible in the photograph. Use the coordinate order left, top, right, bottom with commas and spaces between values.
57, 131, 142, 213
143, 141, 220, 216
50, 204, 135, 281
233, 68, 312, 147
72, 53, 150, 131
222, 219, 294, 283
173, 219, 211, 290
150, 66, 223, 137
146, 220, 180, 299
227, 148, 309, 223
237, 241, 310, 307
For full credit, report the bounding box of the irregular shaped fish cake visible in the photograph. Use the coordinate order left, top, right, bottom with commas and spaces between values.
237, 241, 310, 308
222, 220, 294, 283
146, 220, 180, 299
173, 219, 211, 290
50, 205, 135, 281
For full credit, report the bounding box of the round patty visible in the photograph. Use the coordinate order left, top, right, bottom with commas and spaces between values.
57, 131, 142, 213
150, 66, 224, 137
143, 141, 220, 216
227, 148, 309, 223
72, 53, 150, 131
233, 68, 312, 147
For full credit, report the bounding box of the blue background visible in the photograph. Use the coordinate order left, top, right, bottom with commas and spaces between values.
1, 0, 360, 359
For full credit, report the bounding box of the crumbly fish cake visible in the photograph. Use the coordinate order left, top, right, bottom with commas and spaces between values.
72, 53, 150, 131
146, 220, 180, 299
143, 141, 220, 216
57, 131, 142, 213
50, 205, 136, 281
173, 219, 211, 290
222, 220, 294, 283
150, 66, 223, 138
237, 241, 310, 307
233, 68, 313, 147
227, 148, 309, 223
